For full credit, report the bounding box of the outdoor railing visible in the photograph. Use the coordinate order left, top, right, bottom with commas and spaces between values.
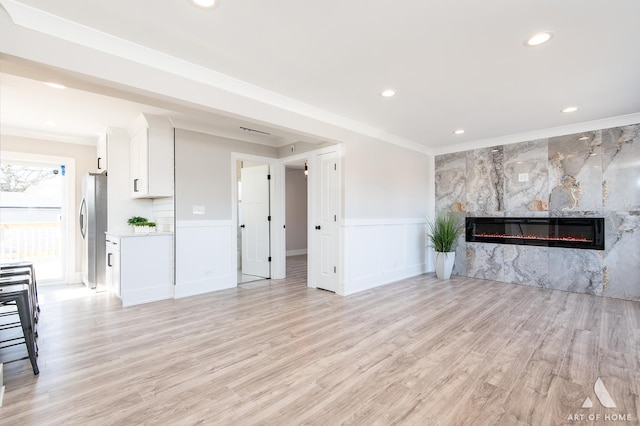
0, 222, 62, 261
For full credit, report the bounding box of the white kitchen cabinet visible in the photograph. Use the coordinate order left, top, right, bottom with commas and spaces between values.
104, 127, 153, 234
96, 132, 108, 172
105, 233, 173, 307
129, 114, 173, 199
105, 236, 120, 297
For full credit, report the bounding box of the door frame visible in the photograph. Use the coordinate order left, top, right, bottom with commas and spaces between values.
231, 153, 284, 282
277, 144, 342, 292
239, 163, 271, 279
0, 151, 76, 284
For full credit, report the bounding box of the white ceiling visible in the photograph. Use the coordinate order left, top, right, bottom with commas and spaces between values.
1, 0, 640, 151
0, 70, 319, 147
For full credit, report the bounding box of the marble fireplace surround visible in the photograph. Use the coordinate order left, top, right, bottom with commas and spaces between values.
435, 123, 640, 302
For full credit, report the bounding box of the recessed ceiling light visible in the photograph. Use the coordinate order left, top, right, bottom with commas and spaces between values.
578, 136, 590, 141
562, 106, 579, 113
524, 31, 555, 47
381, 89, 396, 98
190, 0, 219, 9
44, 82, 66, 89
453, 129, 465, 135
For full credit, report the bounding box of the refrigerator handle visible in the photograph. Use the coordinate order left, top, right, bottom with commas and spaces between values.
79, 197, 87, 239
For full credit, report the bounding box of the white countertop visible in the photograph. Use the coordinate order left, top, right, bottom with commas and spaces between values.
106, 231, 174, 238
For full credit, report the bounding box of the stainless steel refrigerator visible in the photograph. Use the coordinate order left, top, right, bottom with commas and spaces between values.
79, 172, 107, 289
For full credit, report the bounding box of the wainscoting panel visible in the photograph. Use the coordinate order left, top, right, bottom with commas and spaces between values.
175, 220, 235, 298
342, 219, 427, 296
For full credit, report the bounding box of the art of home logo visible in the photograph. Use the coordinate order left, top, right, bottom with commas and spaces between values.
566, 378, 634, 422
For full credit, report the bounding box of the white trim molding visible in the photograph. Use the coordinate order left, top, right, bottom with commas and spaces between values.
433, 112, 640, 155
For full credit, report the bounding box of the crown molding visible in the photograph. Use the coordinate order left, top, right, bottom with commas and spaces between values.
433, 112, 640, 156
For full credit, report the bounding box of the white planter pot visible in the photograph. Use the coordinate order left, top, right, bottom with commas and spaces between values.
134, 225, 156, 234
434, 251, 455, 280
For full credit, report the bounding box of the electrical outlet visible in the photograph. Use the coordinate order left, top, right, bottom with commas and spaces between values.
518, 173, 529, 182
192, 205, 205, 215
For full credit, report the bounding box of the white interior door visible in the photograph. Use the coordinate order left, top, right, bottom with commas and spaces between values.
241, 164, 271, 278
315, 152, 338, 292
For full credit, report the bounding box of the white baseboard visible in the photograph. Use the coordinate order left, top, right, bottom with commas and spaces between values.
286, 249, 307, 257
340, 264, 427, 296
121, 286, 173, 308
174, 276, 235, 299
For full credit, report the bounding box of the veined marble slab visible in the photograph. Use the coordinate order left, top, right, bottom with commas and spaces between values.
603, 211, 640, 301
548, 247, 603, 296
435, 152, 466, 213
504, 139, 549, 212
466, 146, 504, 216
505, 210, 550, 218
602, 124, 640, 211
466, 242, 503, 281
452, 228, 466, 276
503, 245, 549, 288
549, 131, 603, 212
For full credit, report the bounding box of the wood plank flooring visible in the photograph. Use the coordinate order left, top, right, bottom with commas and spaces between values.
1, 255, 638, 425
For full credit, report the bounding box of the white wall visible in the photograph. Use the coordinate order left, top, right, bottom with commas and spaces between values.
174, 129, 277, 297
285, 168, 307, 255
342, 138, 430, 218
340, 137, 432, 295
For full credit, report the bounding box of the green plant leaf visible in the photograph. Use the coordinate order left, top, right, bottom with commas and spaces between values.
127, 216, 148, 225
426, 213, 463, 252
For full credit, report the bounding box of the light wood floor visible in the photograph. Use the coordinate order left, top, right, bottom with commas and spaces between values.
1, 255, 639, 425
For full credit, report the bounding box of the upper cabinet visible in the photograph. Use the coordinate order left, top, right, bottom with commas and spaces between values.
96, 133, 108, 172
128, 114, 174, 199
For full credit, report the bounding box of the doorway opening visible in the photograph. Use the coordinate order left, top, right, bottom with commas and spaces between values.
236, 160, 271, 284
284, 161, 308, 283
0, 156, 67, 282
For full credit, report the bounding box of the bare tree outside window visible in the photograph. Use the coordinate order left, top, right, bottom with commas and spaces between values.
0, 164, 57, 192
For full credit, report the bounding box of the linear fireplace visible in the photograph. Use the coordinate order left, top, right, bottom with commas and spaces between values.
465, 217, 605, 250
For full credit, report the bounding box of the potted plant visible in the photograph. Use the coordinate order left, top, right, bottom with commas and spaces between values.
427, 213, 463, 279
127, 216, 156, 234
